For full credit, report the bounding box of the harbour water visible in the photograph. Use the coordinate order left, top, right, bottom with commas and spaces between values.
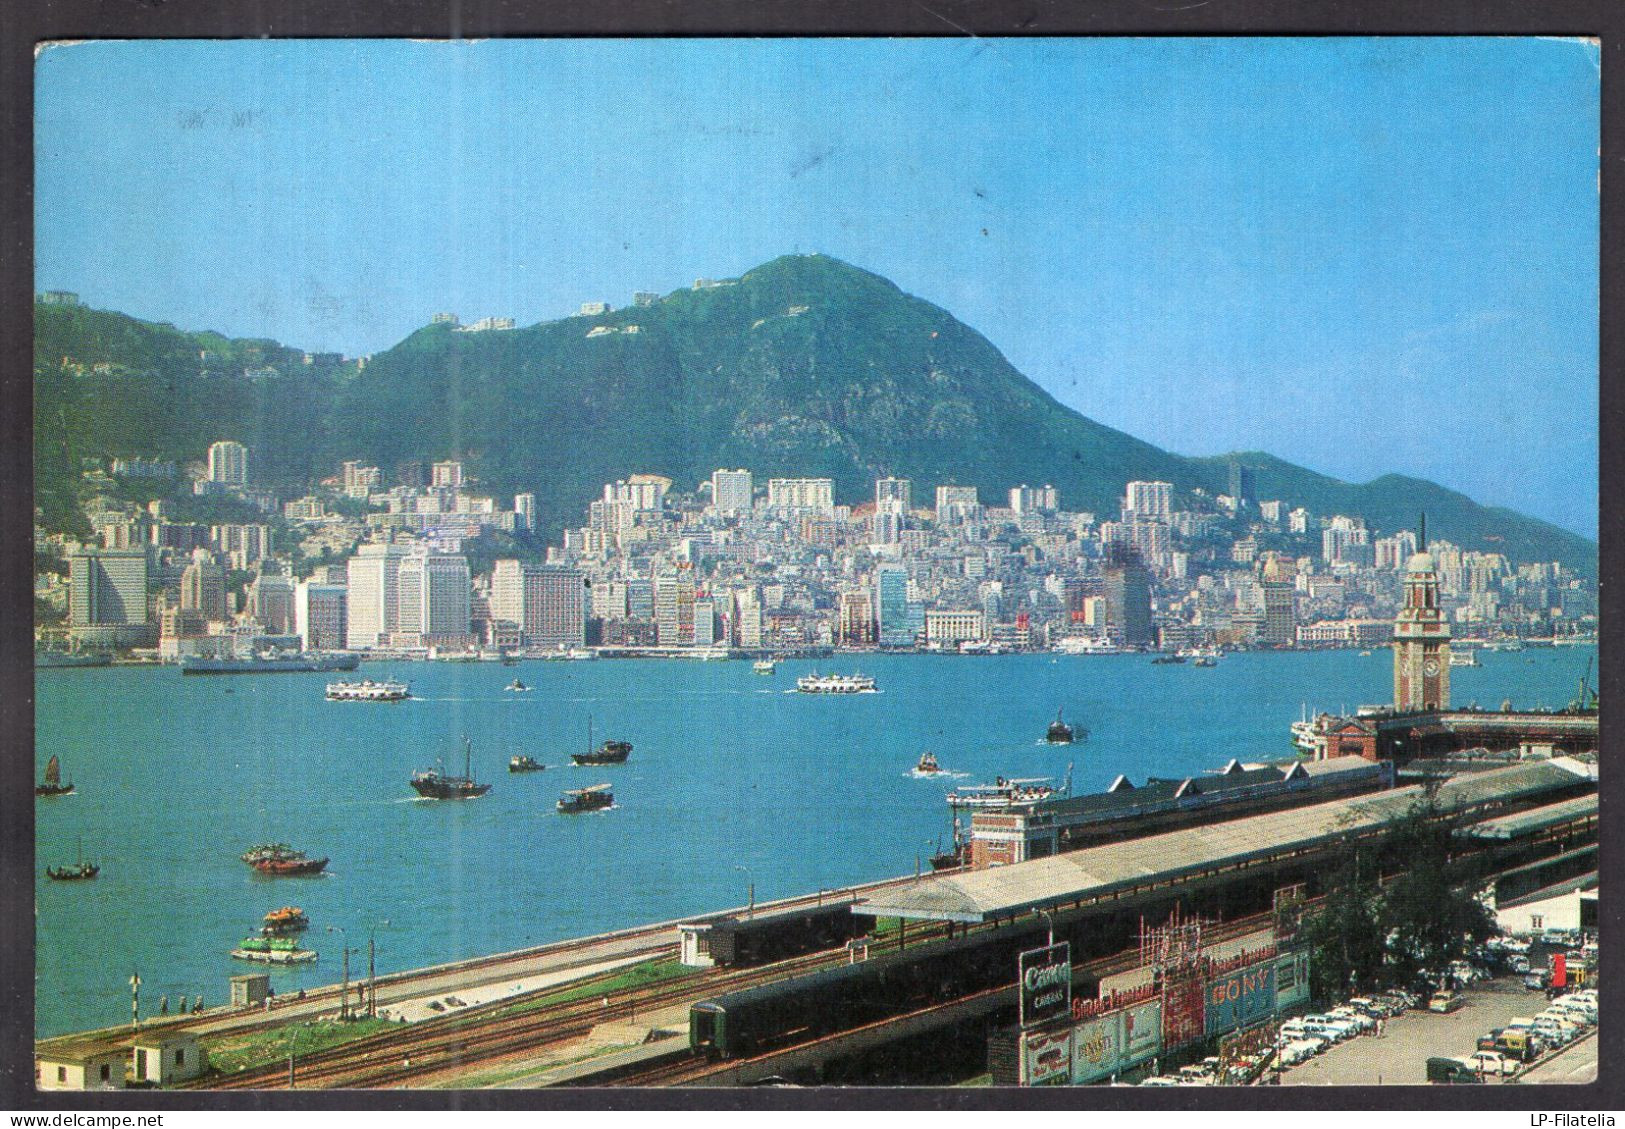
34, 647, 1594, 1037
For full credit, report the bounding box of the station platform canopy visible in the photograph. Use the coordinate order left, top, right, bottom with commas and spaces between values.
858, 758, 1594, 924
1455, 793, 1597, 840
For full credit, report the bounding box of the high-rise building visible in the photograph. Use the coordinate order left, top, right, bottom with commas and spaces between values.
876, 565, 912, 646
1102, 544, 1153, 646
180, 552, 228, 623
604, 476, 670, 511
514, 493, 536, 533
1124, 481, 1173, 520
342, 461, 382, 498
345, 543, 408, 649
394, 551, 472, 647
710, 469, 754, 515
69, 548, 148, 627
875, 477, 911, 511
1393, 538, 1451, 710
1008, 484, 1058, 515
295, 580, 347, 651
1259, 554, 1297, 647
692, 598, 717, 647
766, 478, 834, 512
935, 485, 980, 523
655, 574, 696, 646
208, 440, 249, 487
247, 571, 296, 634
212, 523, 271, 571
1227, 460, 1256, 507
432, 460, 464, 489
490, 559, 583, 648
838, 591, 875, 646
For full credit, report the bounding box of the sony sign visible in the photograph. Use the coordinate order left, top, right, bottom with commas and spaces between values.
1019, 942, 1072, 1028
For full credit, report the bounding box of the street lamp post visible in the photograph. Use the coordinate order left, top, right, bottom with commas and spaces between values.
367, 920, 391, 1019
733, 865, 754, 919
326, 926, 360, 1022
1039, 909, 1056, 947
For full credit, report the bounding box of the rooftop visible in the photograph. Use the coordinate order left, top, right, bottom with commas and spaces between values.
859, 758, 1594, 923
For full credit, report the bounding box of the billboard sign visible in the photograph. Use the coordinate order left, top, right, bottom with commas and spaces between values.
1123, 999, 1163, 1066
1069, 1013, 1123, 1085
1021, 1027, 1073, 1086
1206, 960, 1277, 1035
1020, 942, 1072, 1028
1275, 950, 1310, 1009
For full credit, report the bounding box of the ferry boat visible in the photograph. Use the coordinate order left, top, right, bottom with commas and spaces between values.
915, 751, 942, 775
508, 754, 545, 773
558, 783, 613, 814
1045, 709, 1075, 744
505, 679, 531, 692
1449, 649, 1480, 667
796, 672, 878, 694
181, 652, 359, 675
946, 777, 1058, 809
1184, 646, 1221, 667
232, 937, 318, 964
1054, 636, 1121, 656
35, 755, 75, 797
326, 679, 410, 702
260, 907, 310, 935
411, 737, 492, 800
1289, 705, 1323, 755
752, 659, 777, 675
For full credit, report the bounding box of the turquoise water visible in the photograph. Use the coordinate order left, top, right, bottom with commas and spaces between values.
33, 647, 1594, 1037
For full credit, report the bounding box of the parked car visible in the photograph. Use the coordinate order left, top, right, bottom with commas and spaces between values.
1304, 1014, 1361, 1039
1428, 990, 1466, 1014
1140, 1076, 1182, 1087
1465, 1050, 1518, 1077
1329, 1006, 1376, 1033
1426, 1057, 1483, 1085
1531, 1018, 1574, 1046
1477, 1029, 1506, 1051
1277, 1039, 1323, 1066
1278, 1022, 1331, 1050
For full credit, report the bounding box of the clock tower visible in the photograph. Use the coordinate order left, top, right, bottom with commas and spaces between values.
1393, 527, 1450, 710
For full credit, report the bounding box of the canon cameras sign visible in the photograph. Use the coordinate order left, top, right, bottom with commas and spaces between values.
1020, 942, 1072, 1028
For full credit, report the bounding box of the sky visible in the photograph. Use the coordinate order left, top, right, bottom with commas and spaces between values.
35, 38, 1599, 538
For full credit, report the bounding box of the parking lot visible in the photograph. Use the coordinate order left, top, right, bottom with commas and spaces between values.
1279, 979, 1578, 1086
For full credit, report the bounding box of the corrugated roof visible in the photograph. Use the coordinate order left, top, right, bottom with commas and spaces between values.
1457, 794, 1598, 840
861, 760, 1593, 923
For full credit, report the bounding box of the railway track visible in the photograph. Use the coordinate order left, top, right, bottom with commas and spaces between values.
193, 920, 953, 1089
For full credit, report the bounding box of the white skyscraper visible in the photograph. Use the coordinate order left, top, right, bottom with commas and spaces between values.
345, 543, 408, 649
514, 493, 536, 532
208, 440, 249, 487
710, 469, 754, 514
1124, 481, 1173, 520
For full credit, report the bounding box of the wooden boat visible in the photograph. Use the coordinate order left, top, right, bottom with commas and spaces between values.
36, 755, 75, 797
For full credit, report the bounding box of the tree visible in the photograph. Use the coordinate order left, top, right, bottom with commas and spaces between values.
1300, 833, 1386, 1004
1377, 794, 1499, 989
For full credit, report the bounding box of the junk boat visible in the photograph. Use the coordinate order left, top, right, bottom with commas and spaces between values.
411, 737, 492, 799
570, 718, 632, 766
752, 659, 777, 675
915, 751, 942, 775
796, 672, 878, 694
558, 783, 613, 814
45, 839, 98, 882
509, 754, 546, 773
505, 679, 531, 692
1151, 653, 1187, 665
232, 936, 317, 964
326, 679, 410, 702
180, 652, 359, 675
946, 776, 1060, 809
36, 755, 76, 797
1046, 710, 1075, 744
241, 844, 329, 876
260, 906, 310, 935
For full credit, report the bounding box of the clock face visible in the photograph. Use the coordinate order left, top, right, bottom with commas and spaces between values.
1424, 659, 1440, 677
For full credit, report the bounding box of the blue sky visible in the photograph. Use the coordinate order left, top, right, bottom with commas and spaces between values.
35, 38, 1599, 537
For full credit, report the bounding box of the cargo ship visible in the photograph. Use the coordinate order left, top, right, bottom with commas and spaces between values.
326, 679, 410, 702
796, 672, 878, 694
570, 718, 632, 766
242, 844, 329, 876
411, 737, 492, 799
181, 652, 359, 675
558, 783, 613, 814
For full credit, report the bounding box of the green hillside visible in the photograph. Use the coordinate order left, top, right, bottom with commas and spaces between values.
32, 256, 1596, 574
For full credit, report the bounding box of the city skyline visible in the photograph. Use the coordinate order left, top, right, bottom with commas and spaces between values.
35, 38, 1599, 537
